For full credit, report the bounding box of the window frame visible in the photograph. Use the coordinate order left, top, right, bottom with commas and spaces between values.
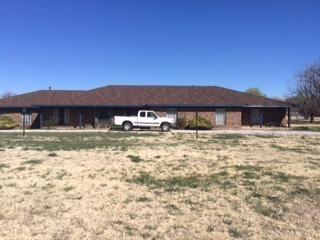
147, 111, 158, 119
215, 108, 226, 126
21, 113, 33, 126
139, 111, 146, 118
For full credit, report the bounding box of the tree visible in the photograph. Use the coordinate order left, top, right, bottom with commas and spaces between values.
244, 87, 267, 97
1, 91, 15, 99
289, 60, 320, 123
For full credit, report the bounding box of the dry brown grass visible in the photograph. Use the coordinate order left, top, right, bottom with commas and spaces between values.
0, 132, 319, 239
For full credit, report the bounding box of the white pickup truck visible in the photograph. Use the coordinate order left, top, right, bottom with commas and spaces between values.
114, 110, 176, 132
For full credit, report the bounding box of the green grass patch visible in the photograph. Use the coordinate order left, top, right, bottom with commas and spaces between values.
128, 171, 234, 192
0, 132, 157, 151
63, 186, 74, 192
127, 155, 143, 163
48, 152, 58, 157
22, 159, 43, 165
136, 196, 152, 202
13, 166, 26, 172
292, 126, 320, 132
228, 227, 243, 238
0, 163, 10, 170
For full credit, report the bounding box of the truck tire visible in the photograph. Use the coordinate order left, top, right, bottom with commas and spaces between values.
123, 122, 133, 131
161, 122, 170, 132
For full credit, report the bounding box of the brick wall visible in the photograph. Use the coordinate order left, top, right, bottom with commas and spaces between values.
178, 111, 215, 125
177, 108, 241, 129
226, 109, 241, 128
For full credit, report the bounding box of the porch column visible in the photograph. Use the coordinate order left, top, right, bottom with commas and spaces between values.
109, 108, 112, 118
79, 112, 83, 129
288, 107, 291, 128
39, 110, 43, 129
259, 109, 263, 128
22, 108, 26, 136
93, 108, 97, 129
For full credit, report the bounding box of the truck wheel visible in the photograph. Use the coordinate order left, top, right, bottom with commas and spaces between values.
161, 122, 170, 132
123, 122, 133, 131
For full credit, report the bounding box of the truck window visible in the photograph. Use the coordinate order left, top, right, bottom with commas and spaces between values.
147, 112, 157, 119
139, 111, 146, 117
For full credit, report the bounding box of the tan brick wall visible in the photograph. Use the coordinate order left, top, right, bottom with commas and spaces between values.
226, 109, 241, 128
178, 111, 215, 124
177, 109, 241, 129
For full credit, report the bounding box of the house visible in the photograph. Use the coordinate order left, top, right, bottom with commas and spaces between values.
0, 85, 291, 129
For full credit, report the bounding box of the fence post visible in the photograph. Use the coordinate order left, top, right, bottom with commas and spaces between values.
22, 108, 26, 136
288, 107, 291, 128
196, 112, 198, 139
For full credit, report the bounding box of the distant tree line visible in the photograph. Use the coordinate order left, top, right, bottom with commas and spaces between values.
244, 87, 267, 97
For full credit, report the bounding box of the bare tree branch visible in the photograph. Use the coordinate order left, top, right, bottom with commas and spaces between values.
289, 60, 320, 122
1, 91, 16, 99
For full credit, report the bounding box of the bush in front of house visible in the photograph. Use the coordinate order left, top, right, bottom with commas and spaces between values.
177, 116, 188, 129
186, 115, 213, 130
0, 115, 19, 129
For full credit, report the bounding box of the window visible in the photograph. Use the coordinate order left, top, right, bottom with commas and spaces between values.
139, 111, 146, 117
251, 109, 262, 125
21, 113, 33, 126
215, 109, 226, 126
147, 112, 157, 119
166, 108, 177, 120
64, 109, 70, 124
53, 109, 59, 124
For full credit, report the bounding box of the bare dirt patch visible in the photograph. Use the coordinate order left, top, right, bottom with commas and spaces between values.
0, 132, 319, 239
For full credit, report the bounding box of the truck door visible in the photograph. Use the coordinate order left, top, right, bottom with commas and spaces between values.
145, 111, 160, 127
137, 111, 146, 126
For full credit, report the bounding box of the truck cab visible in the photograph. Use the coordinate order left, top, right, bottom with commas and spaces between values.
113, 110, 176, 132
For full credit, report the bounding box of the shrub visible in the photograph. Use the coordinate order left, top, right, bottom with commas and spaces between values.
186, 116, 212, 130
48, 152, 58, 157
43, 119, 55, 129
0, 115, 19, 130
127, 155, 143, 163
177, 116, 187, 129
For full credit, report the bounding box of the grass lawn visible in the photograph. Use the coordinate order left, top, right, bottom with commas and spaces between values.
0, 132, 319, 239
291, 125, 320, 132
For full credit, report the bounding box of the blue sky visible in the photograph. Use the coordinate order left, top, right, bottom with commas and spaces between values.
0, 0, 319, 98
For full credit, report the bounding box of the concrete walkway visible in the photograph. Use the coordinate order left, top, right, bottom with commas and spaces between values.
1, 128, 320, 136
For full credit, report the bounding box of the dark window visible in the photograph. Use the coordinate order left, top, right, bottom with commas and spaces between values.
140, 111, 146, 117
147, 112, 157, 119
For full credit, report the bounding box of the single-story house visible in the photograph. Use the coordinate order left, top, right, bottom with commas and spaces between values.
0, 85, 291, 129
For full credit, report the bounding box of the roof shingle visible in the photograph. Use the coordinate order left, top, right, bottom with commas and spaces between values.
0, 85, 288, 108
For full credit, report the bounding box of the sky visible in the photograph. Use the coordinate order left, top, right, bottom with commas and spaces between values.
0, 0, 319, 98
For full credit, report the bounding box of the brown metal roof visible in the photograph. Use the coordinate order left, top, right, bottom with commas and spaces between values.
0, 85, 288, 108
